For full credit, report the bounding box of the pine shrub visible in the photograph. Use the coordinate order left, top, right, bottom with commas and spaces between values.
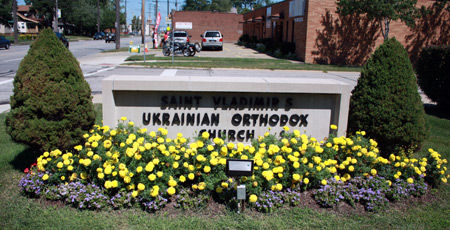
348, 38, 428, 156
5, 28, 96, 152
416, 45, 450, 111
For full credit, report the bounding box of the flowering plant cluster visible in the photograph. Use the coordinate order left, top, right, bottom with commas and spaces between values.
314, 176, 427, 211
21, 119, 449, 212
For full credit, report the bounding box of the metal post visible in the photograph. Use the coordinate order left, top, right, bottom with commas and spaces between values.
142, 0, 146, 62
154, 0, 158, 49
13, 0, 18, 44
171, 9, 174, 64
115, 0, 120, 50
53, 0, 58, 32
97, 0, 100, 33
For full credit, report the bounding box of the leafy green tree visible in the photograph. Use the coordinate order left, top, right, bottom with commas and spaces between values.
5, 28, 96, 153
348, 38, 428, 156
183, 0, 210, 11
336, 0, 421, 40
0, 0, 12, 26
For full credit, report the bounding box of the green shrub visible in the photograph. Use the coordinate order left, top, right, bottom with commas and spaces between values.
416, 45, 450, 111
348, 38, 428, 156
5, 28, 95, 153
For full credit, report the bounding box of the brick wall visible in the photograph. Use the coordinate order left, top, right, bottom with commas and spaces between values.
243, 0, 449, 65
172, 11, 243, 43
305, 0, 450, 65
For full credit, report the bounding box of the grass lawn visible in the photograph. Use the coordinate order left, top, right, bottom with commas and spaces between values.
0, 105, 449, 229
124, 55, 362, 72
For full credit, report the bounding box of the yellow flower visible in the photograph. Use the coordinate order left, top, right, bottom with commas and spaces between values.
407, 178, 414, 184
216, 186, 223, 193
321, 179, 327, 186
57, 162, 64, 169
168, 179, 177, 187
276, 183, 283, 191
348, 166, 354, 172
42, 174, 49, 180
442, 177, 448, 183
67, 165, 74, 171
188, 173, 195, 180
330, 124, 337, 130
179, 175, 186, 182
204, 166, 211, 173
148, 174, 156, 181
167, 187, 176, 195
293, 174, 301, 181
249, 194, 258, 203
98, 173, 104, 179
221, 182, 229, 188
202, 131, 210, 139
157, 171, 163, 177
111, 180, 118, 188
80, 172, 88, 180
303, 178, 309, 184
371, 169, 377, 176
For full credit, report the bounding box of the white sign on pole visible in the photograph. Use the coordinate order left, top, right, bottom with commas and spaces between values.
176, 22, 192, 29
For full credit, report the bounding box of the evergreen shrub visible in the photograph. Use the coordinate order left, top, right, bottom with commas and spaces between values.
348, 38, 428, 156
5, 28, 96, 152
416, 45, 450, 111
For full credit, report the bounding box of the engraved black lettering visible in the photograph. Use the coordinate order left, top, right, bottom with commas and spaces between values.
152, 113, 161, 125
162, 113, 170, 126
269, 114, 279, 126
143, 113, 151, 125
232, 114, 242, 126
299, 114, 309, 127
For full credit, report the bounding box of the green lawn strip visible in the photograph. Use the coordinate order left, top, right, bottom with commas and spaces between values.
0, 108, 449, 229
124, 55, 362, 72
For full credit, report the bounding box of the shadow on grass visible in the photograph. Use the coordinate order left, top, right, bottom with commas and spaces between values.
10, 146, 38, 172
424, 104, 450, 120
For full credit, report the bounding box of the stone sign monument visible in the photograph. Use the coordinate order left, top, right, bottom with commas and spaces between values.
103, 76, 351, 142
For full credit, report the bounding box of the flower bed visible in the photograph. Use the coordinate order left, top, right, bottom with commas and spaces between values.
20, 119, 449, 212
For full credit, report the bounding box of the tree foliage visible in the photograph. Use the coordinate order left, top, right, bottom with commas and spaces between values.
5, 28, 96, 153
183, 0, 273, 14
24, 0, 124, 35
0, 0, 12, 26
336, 0, 421, 40
348, 38, 428, 156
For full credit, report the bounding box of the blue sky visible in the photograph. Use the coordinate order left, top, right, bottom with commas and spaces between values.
18, 0, 283, 27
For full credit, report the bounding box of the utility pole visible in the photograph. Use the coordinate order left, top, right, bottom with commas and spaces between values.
153, 0, 158, 48
175, 0, 177, 11
97, 0, 100, 33
13, 0, 18, 44
115, 0, 120, 50
125, 0, 127, 33
53, 0, 58, 32
142, 0, 145, 44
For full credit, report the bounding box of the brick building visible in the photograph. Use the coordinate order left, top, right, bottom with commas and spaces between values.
243, 0, 450, 65
172, 11, 243, 43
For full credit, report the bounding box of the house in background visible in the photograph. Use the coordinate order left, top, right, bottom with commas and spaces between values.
16, 5, 42, 34
243, 0, 450, 65
0, 5, 42, 35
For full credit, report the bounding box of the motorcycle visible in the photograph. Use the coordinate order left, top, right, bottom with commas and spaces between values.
162, 40, 201, 57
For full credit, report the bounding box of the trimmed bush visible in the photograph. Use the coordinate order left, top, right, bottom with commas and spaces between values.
5, 28, 95, 152
348, 38, 428, 155
416, 45, 450, 111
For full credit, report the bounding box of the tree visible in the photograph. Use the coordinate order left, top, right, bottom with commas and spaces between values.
336, 0, 421, 40
5, 28, 96, 153
0, 0, 12, 26
348, 38, 428, 156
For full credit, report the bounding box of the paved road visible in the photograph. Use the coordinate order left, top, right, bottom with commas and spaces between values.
0, 41, 433, 113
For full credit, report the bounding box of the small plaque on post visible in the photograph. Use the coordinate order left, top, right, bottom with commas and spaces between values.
226, 159, 254, 177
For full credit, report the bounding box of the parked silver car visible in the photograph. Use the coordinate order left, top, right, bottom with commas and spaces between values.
201, 31, 223, 50
173, 30, 190, 44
